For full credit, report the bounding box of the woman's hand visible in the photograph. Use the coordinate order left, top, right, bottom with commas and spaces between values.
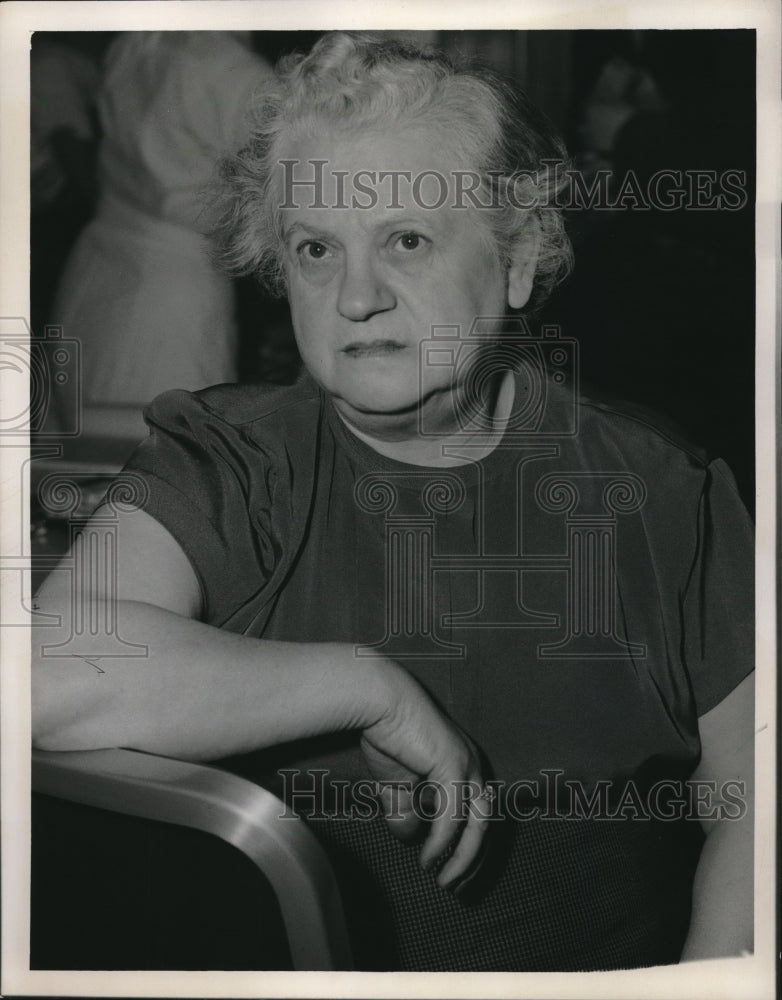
360, 660, 490, 889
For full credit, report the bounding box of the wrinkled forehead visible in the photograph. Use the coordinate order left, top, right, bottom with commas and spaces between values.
276, 108, 472, 167
273, 117, 486, 221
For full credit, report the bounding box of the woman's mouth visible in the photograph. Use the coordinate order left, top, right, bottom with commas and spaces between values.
342, 340, 407, 358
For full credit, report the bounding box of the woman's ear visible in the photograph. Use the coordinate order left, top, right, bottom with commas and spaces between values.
507, 217, 541, 311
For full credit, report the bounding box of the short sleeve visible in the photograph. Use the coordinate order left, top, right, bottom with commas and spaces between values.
123, 389, 279, 626
682, 458, 754, 716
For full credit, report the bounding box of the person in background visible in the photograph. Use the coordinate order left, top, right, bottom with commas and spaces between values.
45, 31, 272, 447
30, 32, 106, 337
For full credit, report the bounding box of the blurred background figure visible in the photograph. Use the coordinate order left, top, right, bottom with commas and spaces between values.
30, 32, 107, 338
45, 31, 272, 448
577, 53, 662, 176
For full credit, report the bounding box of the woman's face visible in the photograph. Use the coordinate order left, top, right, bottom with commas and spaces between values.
278, 121, 533, 435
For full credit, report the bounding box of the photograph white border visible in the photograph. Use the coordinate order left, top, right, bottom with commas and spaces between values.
1, 1, 778, 997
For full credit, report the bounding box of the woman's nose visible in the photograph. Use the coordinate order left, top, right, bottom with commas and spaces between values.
337, 255, 396, 322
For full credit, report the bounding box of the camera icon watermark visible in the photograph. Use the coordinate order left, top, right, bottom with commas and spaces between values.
418, 316, 578, 442
0, 317, 81, 437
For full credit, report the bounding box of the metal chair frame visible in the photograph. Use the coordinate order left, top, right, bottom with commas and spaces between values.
32, 747, 353, 970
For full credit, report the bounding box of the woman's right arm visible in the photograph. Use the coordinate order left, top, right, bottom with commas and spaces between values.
32, 507, 487, 885
32, 502, 393, 761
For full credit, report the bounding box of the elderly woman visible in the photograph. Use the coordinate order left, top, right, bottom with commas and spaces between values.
32, 33, 753, 971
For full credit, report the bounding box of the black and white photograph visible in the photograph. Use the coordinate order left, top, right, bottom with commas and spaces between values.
0, 1, 777, 997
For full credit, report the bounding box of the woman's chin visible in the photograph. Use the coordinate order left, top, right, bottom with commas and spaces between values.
337, 393, 419, 423
334, 383, 425, 419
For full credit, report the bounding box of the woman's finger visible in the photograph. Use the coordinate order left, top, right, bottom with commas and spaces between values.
378, 781, 422, 842
416, 770, 475, 871
436, 789, 493, 887
417, 775, 494, 881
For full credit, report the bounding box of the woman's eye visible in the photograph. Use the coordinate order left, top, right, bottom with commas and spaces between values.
299, 241, 331, 261
395, 232, 424, 252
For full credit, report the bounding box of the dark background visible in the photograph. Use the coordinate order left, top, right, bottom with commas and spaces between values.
31, 29, 756, 509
